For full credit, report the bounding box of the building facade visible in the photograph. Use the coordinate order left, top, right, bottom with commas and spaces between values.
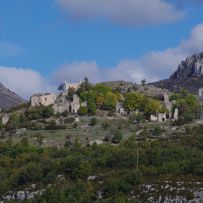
31, 93, 57, 107
53, 94, 80, 114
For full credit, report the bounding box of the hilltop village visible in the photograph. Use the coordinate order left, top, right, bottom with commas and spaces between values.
0, 79, 203, 203
30, 79, 179, 122
1, 77, 203, 137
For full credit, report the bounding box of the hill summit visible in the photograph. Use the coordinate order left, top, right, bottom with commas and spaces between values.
0, 82, 25, 110
152, 52, 203, 93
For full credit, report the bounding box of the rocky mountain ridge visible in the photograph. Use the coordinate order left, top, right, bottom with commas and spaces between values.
170, 52, 203, 80
152, 52, 203, 93
0, 82, 25, 110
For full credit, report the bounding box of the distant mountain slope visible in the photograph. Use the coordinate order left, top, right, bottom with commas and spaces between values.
152, 52, 203, 93
0, 82, 25, 110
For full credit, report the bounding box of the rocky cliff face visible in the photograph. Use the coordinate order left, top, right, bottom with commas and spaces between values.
152, 52, 203, 93
0, 82, 25, 110
170, 52, 203, 80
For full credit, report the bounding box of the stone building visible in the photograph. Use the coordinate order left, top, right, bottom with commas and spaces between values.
199, 88, 203, 109
163, 93, 172, 118
198, 88, 203, 118
31, 93, 57, 107
53, 94, 80, 114
173, 108, 179, 121
116, 102, 126, 114
150, 113, 167, 122
30, 89, 82, 114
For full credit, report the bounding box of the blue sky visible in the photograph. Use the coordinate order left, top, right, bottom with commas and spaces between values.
0, 0, 203, 98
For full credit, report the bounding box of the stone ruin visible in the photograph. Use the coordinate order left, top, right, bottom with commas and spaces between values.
115, 92, 179, 122
53, 94, 81, 114
30, 81, 84, 114
31, 93, 57, 107
149, 93, 178, 122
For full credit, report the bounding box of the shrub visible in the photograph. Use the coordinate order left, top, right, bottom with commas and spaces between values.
151, 126, 162, 136
88, 102, 97, 115
112, 131, 123, 144
72, 123, 78, 129
89, 118, 97, 126
45, 121, 66, 130
62, 110, 69, 117
64, 117, 75, 124
6, 113, 20, 130
101, 121, 110, 129
78, 107, 88, 116
36, 134, 44, 146
42, 106, 54, 118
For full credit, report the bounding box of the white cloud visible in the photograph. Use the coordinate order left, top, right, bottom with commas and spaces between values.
1, 23, 203, 98
57, 0, 184, 26
53, 60, 155, 84
140, 22, 203, 78
0, 67, 54, 99
53, 61, 101, 83
167, 0, 203, 8
53, 23, 203, 84
180, 23, 203, 53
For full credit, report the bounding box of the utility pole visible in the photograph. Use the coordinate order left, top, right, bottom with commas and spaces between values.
136, 135, 139, 170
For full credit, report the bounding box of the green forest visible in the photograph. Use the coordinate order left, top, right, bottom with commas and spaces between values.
0, 124, 203, 202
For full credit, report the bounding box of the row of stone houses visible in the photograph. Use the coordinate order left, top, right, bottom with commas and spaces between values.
30, 81, 83, 114
30, 92, 82, 114
30, 81, 179, 122
116, 93, 179, 122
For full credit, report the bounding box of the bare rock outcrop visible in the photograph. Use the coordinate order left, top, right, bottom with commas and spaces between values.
152, 52, 203, 93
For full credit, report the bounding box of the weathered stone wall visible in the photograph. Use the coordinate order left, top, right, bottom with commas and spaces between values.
2, 114, 9, 125
53, 94, 80, 114
30, 94, 57, 107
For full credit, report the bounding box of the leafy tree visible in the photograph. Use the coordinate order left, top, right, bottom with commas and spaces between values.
6, 113, 20, 130
123, 92, 144, 113
94, 84, 111, 94
103, 92, 118, 110
77, 77, 92, 94
144, 98, 162, 116
174, 92, 200, 123
141, 79, 146, 86
78, 106, 88, 116
58, 83, 64, 91
95, 94, 105, 108
88, 102, 97, 115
